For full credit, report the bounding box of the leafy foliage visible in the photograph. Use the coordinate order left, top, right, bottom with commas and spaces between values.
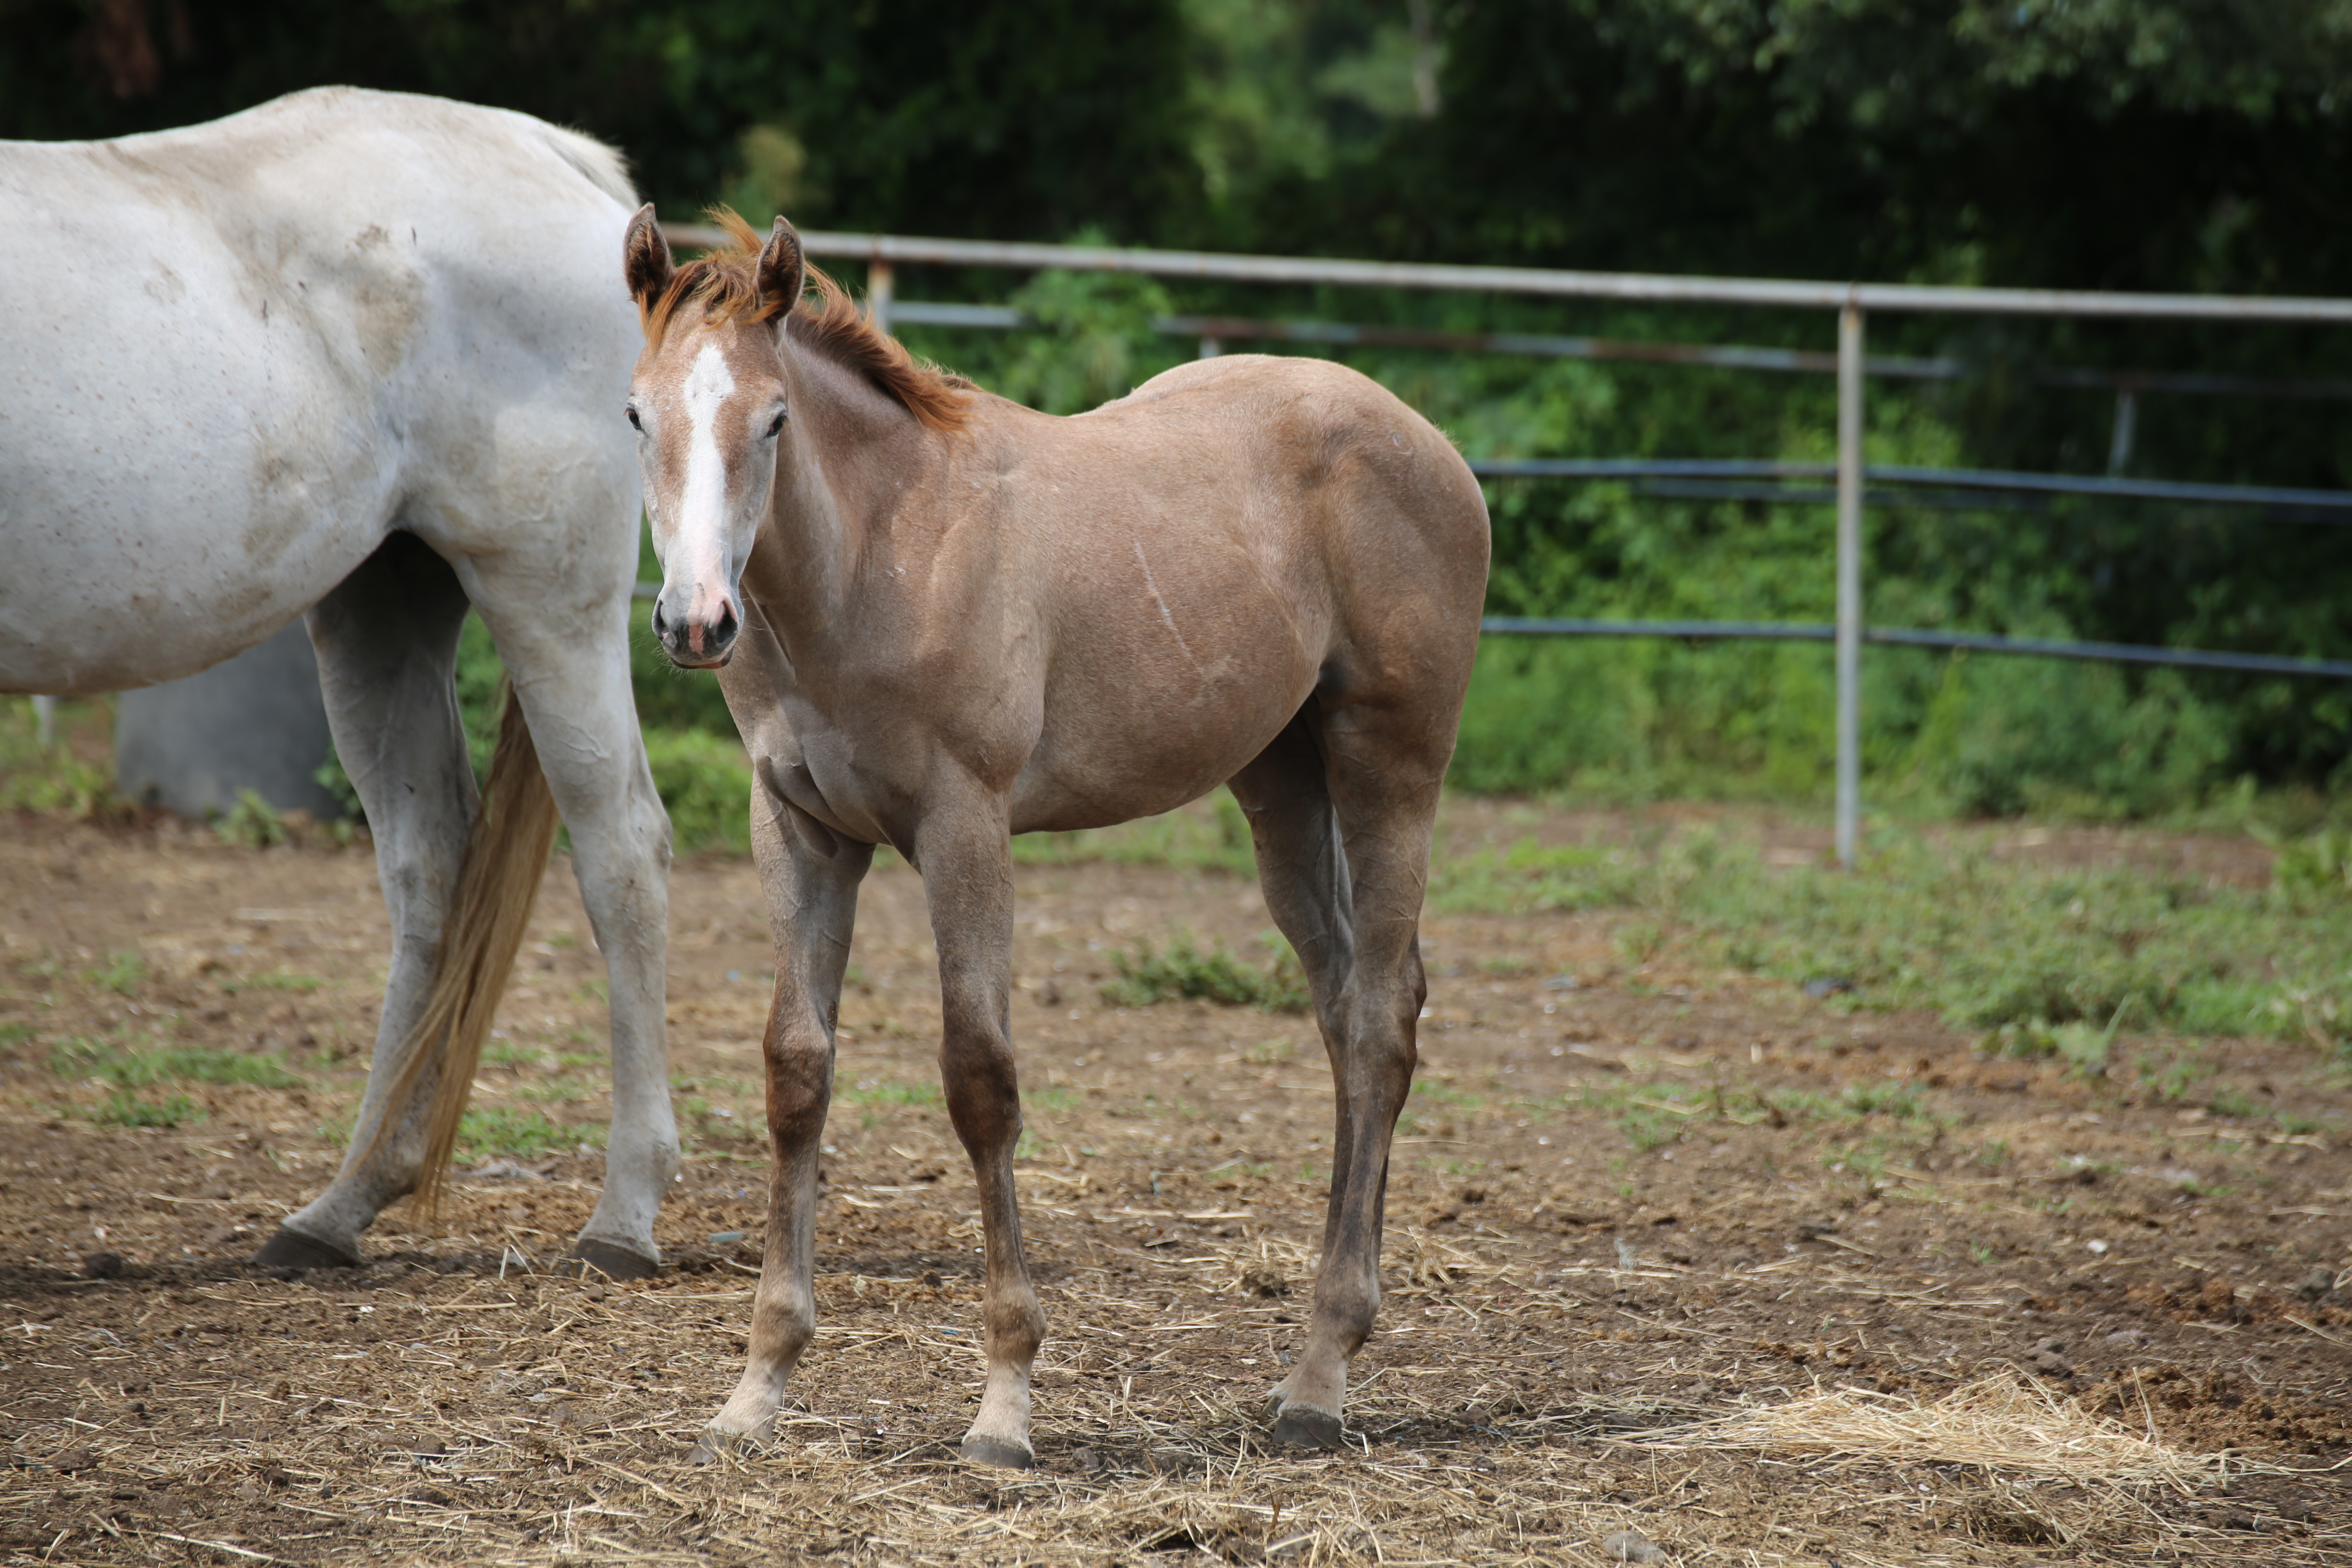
15, 2, 2352, 808
1102, 932, 1311, 1013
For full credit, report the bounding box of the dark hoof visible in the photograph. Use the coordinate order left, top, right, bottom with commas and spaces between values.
1269, 1403, 1345, 1450
251, 1227, 359, 1271
566, 1237, 660, 1281
960, 1433, 1036, 1470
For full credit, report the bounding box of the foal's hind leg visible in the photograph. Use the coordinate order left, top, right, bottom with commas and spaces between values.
1230, 706, 1442, 1448
258, 536, 477, 1268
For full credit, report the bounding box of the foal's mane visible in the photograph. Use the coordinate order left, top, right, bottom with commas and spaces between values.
640, 209, 972, 432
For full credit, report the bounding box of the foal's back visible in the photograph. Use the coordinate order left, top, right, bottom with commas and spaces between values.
964, 354, 1489, 829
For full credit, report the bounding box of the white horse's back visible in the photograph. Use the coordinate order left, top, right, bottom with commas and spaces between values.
0, 87, 641, 693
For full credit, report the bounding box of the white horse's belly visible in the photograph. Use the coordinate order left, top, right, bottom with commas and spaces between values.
0, 162, 408, 693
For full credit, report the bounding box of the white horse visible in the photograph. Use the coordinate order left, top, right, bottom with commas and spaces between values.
0, 88, 678, 1278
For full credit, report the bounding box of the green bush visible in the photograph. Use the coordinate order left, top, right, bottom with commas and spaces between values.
642, 726, 753, 854
1102, 932, 1310, 1012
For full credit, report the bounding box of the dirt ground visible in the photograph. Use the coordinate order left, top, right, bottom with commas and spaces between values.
4, 802, 2351, 1566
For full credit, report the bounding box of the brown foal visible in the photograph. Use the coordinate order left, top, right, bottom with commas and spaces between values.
621, 209, 1489, 1467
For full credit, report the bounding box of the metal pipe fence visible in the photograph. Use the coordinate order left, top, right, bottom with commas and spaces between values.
661, 222, 2352, 863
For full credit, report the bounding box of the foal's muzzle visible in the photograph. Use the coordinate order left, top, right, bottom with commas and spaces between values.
652, 595, 739, 668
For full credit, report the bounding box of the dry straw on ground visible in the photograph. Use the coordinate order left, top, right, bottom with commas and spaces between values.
1645, 1374, 2234, 1490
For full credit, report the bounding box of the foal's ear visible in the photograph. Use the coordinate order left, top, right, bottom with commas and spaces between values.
756, 217, 804, 317
622, 203, 673, 308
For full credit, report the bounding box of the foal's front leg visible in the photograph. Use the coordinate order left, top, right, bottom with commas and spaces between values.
695, 794, 871, 1462
918, 808, 1044, 1468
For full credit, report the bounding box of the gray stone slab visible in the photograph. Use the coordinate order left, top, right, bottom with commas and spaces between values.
115, 620, 344, 820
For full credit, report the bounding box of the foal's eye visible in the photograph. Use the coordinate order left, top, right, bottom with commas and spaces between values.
765, 411, 787, 438
625, 405, 643, 431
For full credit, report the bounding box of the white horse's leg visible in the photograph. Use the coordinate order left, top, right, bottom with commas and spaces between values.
465, 586, 677, 1278
697, 782, 870, 1460
258, 535, 478, 1267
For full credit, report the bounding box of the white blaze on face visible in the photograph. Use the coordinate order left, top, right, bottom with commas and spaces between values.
674, 339, 738, 628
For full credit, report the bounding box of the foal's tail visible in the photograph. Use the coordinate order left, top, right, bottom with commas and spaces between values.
364, 685, 562, 1215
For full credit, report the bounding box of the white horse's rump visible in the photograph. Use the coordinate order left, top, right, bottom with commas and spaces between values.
0, 89, 679, 1276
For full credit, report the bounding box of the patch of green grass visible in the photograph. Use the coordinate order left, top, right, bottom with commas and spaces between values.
1477, 955, 1532, 977
1431, 821, 2352, 1046
50, 1035, 300, 1090
514, 1076, 597, 1105
1243, 1036, 1299, 1066
839, 1079, 944, 1109
1840, 1082, 1928, 1123
214, 789, 288, 849
1410, 1078, 1488, 1110
2268, 826, 2352, 906
1022, 1085, 1077, 1114
230, 970, 323, 995
454, 1107, 595, 1163
91, 1091, 200, 1128
1013, 790, 1255, 876
1613, 1104, 1682, 1152
483, 1039, 552, 1069
0, 1022, 35, 1052
82, 950, 146, 996
2207, 1085, 2263, 1119
2139, 1051, 2218, 1105
0, 697, 117, 815
1427, 835, 1648, 915
1101, 932, 1309, 1013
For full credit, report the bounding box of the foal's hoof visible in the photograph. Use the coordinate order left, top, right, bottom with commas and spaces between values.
566, 1237, 660, 1281
689, 1429, 739, 1467
251, 1226, 359, 1272
1268, 1403, 1345, 1450
959, 1433, 1036, 1470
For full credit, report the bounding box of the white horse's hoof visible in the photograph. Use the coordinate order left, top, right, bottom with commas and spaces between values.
567, 1237, 660, 1281
960, 1432, 1036, 1469
1269, 1402, 1344, 1449
691, 1425, 764, 1466
251, 1225, 360, 1271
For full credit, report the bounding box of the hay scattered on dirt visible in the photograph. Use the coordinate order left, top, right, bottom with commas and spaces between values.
1652, 1375, 2241, 1489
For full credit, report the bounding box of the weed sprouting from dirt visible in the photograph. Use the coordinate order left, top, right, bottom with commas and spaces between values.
1014, 789, 1256, 875
49, 1033, 300, 1090
214, 789, 288, 849
88, 1089, 200, 1127
1434, 822, 2352, 1047
79, 949, 146, 996
453, 1107, 597, 1163
1102, 932, 1309, 1013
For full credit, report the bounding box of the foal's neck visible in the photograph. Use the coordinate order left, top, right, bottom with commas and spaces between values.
758, 349, 952, 637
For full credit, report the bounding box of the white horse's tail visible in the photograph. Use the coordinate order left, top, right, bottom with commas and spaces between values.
362, 684, 562, 1214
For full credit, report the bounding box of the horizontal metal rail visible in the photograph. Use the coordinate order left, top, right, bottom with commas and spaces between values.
886, 300, 2352, 402
630, 589, 2352, 678
1481, 618, 2352, 679
1468, 457, 2352, 516
664, 221, 2352, 323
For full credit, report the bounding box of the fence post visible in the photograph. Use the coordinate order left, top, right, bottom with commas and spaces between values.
866, 259, 895, 337
1835, 297, 1865, 869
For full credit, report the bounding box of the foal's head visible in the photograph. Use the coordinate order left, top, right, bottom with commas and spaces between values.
621, 206, 970, 669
